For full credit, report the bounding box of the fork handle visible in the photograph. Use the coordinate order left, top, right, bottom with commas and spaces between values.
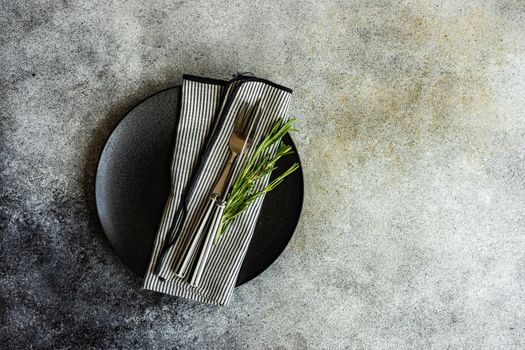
211, 152, 237, 196
189, 199, 225, 287
173, 194, 217, 278
175, 153, 235, 278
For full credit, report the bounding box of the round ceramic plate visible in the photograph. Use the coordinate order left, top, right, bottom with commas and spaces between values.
95, 86, 303, 286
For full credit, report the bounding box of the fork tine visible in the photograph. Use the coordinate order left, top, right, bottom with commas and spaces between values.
240, 108, 251, 135
233, 105, 248, 133
244, 104, 260, 139
240, 108, 253, 135
236, 106, 259, 164
244, 102, 259, 134
243, 101, 260, 138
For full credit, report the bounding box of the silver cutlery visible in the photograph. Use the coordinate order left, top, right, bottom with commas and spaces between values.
173, 104, 259, 284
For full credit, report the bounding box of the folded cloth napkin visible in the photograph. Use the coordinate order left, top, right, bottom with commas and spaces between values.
143, 74, 293, 305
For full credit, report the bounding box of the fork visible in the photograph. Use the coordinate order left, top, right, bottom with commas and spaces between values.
174, 104, 259, 281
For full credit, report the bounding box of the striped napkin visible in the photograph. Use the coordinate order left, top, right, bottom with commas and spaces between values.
143, 74, 293, 305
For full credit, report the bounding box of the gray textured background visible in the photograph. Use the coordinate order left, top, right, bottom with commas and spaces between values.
1, 0, 525, 349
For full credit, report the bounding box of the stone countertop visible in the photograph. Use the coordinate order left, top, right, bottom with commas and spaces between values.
1, 1, 525, 349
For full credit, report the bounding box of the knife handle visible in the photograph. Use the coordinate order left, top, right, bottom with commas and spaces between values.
173, 194, 217, 278
189, 199, 225, 287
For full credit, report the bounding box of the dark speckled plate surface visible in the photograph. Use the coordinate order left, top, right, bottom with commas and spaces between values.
95, 86, 303, 286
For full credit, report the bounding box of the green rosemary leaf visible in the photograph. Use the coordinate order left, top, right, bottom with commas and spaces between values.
214, 118, 299, 244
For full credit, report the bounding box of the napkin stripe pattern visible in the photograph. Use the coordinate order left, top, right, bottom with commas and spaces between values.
143, 75, 292, 305
153, 80, 231, 276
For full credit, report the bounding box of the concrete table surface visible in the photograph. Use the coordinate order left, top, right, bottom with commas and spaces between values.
1, 1, 524, 349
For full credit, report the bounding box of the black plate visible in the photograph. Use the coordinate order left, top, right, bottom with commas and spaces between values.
95, 86, 303, 286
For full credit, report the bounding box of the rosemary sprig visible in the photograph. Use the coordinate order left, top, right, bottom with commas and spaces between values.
215, 118, 300, 243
